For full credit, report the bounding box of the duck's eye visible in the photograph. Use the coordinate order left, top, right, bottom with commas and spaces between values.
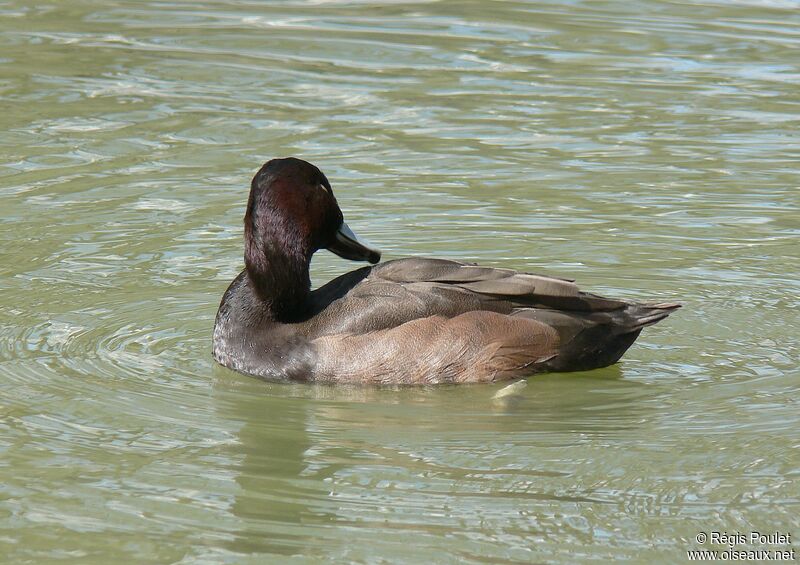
319, 184, 329, 195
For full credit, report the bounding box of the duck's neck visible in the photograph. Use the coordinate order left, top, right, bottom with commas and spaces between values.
244, 236, 312, 322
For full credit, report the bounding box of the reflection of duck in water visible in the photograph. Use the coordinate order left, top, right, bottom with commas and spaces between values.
217, 370, 646, 558
213, 158, 680, 384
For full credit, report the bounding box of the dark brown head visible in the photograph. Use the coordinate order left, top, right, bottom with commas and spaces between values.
243, 157, 380, 313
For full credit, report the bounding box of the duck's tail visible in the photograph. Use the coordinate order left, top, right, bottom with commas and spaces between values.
621, 302, 682, 333
531, 299, 682, 373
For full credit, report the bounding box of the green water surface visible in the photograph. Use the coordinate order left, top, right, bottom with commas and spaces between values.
1, 0, 798, 563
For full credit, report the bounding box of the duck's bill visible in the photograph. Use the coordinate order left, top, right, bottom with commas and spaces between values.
328, 222, 381, 264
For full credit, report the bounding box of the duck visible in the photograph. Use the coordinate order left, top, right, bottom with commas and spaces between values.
212, 157, 680, 385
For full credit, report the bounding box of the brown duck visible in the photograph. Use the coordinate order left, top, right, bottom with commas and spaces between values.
212, 157, 680, 384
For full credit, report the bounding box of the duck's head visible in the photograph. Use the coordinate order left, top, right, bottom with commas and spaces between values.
244, 157, 381, 279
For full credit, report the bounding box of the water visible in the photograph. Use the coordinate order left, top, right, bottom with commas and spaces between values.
1, 0, 798, 562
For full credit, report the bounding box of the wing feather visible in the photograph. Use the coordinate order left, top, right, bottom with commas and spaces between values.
371, 257, 623, 311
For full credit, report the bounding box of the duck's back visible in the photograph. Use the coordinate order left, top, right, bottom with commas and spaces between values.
303, 258, 679, 384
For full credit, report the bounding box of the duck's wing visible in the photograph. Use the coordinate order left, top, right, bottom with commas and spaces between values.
372, 257, 680, 332
308, 257, 626, 337
371, 257, 628, 312
308, 257, 680, 383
